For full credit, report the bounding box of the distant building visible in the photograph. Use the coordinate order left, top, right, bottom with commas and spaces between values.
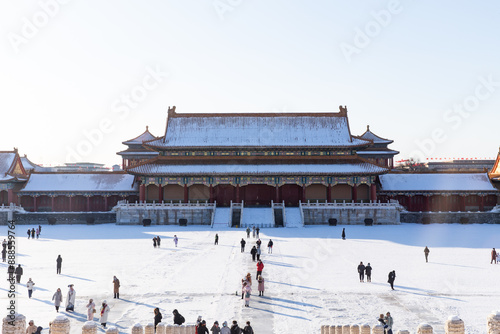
117, 126, 159, 169
356, 125, 399, 169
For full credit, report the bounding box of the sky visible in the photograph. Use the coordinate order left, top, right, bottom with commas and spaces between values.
1, 1, 499, 167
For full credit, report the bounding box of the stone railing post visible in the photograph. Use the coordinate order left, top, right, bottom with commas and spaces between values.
445, 316, 464, 334
488, 311, 500, 334
178, 325, 186, 334
397, 331, 410, 334
172, 325, 180, 334
144, 323, 154, 334
350, 324, 359, 334
50, 315, 70, 334
132, 323, 143, 334
156, 322, 166, 334
165, 324, 174, 334
342, 324, 350, 334
417, 323, 433, 334
360, 324, 370, 334
335, 325, 342, 334
82, 321, 97, 334
372, 324, 384, 334
106, 327, 119, 334
2, 313, 26, 334
321, 325, 329, 334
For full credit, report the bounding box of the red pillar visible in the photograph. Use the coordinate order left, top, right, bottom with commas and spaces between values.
158, 184, 163, 203
424, 195, 430, 211
275, 185, 280, 203
352, 185, 358, 202
302, 185, 306, 202
7, 188, 15, 205
33, 196, 37, 212
479, 196, 485, 211
236, 185, 240, 203
327, 184, 332, 203
184, 184, 188, 203
460, 196, 466, 212
370, 184, 377, 202
139, 184, 146, 203
51, 196, 55, 212
209, 185, 214, 203
86, 196, 90, 212
104, 196, 108, 211
69, 196, 73, 212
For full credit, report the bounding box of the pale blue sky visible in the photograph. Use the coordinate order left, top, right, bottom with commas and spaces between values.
1, 1, 499, 167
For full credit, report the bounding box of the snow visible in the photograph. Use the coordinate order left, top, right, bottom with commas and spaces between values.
20, 173, 137, 192
2, 223, 500, 334
149, 115, 370, 148
241, 208, 273, 227
380, 173, 497, 192
129, 163, 387, 175
284, 207, 302, 227
213, 208, 230, 227
0, 152, 16, 181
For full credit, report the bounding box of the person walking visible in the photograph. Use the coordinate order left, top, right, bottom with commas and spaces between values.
113, 276, 120, 299
357, 262, 366, 282
86, 298, 96, 321
56, 255, 63, 274
267, 239, 273, 254
1, 247, 6, 262
173, 235, 178, 247
341, 228, 346, 240
154, 308, 162, 332
31, 228, 35, 239
210, 321, 221, 334
250, 246, 257, 262
243, 321, 254, 334
15, 264, 23, 283
172, 309, 185, 325
257, 275, 265, 296
52, 288, 63, 312
492, 248, 497, 264
215, 234, 219, 245
256, 239, 262, 248
424, 246, 430, 263
198, 320, 209, 334
256, 260, 264, 280
156, 236, 161, 247
153, 237, 157, 248
256, 227, 260, 238
365, 263, 372, 282
36, 228, 40, 239
66, 284, 76, 312
240, 238, 246, 253
100, 300, 110, 328
246, 227, 251, 238
252, 226, 256, 238
26, 278, 35, 298
243, 282, 251, 307
384, 312, 394, 334
388, 270, 396, 290
27, 229, 31, 239
256, 246, 261, 261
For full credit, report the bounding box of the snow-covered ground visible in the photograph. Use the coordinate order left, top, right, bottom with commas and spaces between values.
1, 223, 499, 334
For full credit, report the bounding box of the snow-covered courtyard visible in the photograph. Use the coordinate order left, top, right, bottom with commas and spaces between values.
1, 223, 499, 334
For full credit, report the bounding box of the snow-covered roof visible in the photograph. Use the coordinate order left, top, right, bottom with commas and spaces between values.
359, 126, 393, 144
357, 150, 399, 155
380, 173, 498, 192
21, 173, 137, 192
0, 152, 16, 181
20, 156, 51, 172
122, 127, 157, 145
128, 162, 388, 176
147, 110, 371, 149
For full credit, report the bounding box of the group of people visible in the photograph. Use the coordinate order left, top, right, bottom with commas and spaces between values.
246, 226, 260, 239
1, 238, 10, 262
240, 271, 265, 307
378, 312, 394, 334
207, 320, 254, 334
356, 262, 372, 282
26, 226, 42, 239
152, 235, 179, 248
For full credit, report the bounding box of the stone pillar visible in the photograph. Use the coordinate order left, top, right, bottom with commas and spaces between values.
342, 325, 350, 334
445, 315, 464, 334
144, 323, 154, 334
172, 325, 181, 334
2, 313, 26, 334
320, 325, 327, 334
417, 323, 433, 334
158, 185, 163, 203
397, 331, 410, 334
372, 324, 384, 334
165, 324, 174, 334
139, 184, 146, 203
335, 325, 343, 334
105, 327, 119, 334
179, 325, 188, 334
82, 321, 97, 334
155, 322, 166, 334
487, 311, 500, 333
50, 315, 70, 334
131, 323, 143, 334
183, 185, 188, 203
360, 324, 370, 334
350, 324, 360, 334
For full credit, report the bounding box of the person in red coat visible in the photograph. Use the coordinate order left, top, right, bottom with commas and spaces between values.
492, 248, 497, 264
256, 260, 264, 279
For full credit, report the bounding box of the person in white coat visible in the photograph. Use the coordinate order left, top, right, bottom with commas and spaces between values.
26, 278, 35, 298
100, 300, 110, 328
86, 298, 95, 321
66, 284, 76, 312
52, 288, 63, 312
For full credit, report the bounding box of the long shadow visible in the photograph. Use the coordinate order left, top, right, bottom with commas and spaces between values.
262, 260, 297, 268
255, 299, 305, 312
59, 274, 95, 282
372, 283, 464, 302
431, 262, 482, 269
248, 306, 310, 320
267, 280, 320, 291
262, 296, 321, 308
32, 297, 54, 306
119, 298, 157, 309
59, 311, 87, 322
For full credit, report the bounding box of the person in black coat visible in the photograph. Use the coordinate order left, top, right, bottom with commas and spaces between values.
172, 309, 185, 325
240, 238, 246, 253
341, 228, 346, 240
250, 246, 257, 261
153, 237, 157, 248
388, 270, 396, 290
197, 320, 209, 334
15, 264, 23, 283
365, 263, 372, 282
56, 255, 63, 274
31, 228, 35, 239
230, 320, 241, 334
214, 234, 219, 245
357, 262, 365, 282
156, 236, 161, 247
243, 321, 254, 334
154, 308, 162, 332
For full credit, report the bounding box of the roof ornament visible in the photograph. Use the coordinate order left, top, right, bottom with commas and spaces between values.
168, 106, 176, 113
146, 126, 149, 131
367, 125, 370, 131
339, 105, 347, 113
